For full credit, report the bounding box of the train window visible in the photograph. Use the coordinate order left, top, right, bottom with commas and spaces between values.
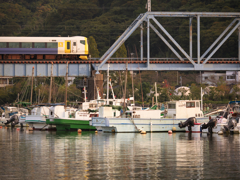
67, 42, 70, 49
0, 42, 7, 48
22, 42, 32, 48
35, 43, 45, 48
47, 42, 58, 48
9, 42, 19, 48
80, 40, 85, 45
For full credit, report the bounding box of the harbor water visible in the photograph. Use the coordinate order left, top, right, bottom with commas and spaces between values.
0, 127, 240, 179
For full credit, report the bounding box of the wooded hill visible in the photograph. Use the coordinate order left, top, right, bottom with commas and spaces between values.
0, 0, 240, 58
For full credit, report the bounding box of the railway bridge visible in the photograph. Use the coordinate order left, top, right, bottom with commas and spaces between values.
0, 11, 240, 77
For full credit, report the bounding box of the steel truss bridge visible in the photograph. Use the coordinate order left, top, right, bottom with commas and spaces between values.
1, 11, 240, 77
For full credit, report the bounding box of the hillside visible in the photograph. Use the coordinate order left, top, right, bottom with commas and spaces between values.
0, 0, 240, 58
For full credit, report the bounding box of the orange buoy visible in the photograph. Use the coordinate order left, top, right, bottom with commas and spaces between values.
95, 130, 98, 133
168, 130, 172, 134
16, 128, 20, 131
0, 126, 2, 129
28, 128, 33, 131
78, 129, 82, 133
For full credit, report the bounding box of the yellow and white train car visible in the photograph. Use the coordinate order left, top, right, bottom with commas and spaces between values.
0, 36, 89, 60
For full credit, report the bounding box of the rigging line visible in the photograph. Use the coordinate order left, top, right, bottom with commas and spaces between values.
52, 81, 84, 100
15, 77, 29, 102
20, 77, 31, 102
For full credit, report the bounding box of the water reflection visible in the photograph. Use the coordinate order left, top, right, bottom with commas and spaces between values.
0, 128, 240, 179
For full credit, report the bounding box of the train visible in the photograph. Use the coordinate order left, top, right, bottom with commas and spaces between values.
0, 36, 89, 60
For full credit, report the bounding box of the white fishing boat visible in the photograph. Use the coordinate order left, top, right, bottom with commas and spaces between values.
201, 101, 240, 134
25, 105, 57, 130
92, 100, 209, 133
0, 106, 28, 127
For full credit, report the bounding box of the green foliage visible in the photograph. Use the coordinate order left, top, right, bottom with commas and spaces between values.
88, 36, 100, 58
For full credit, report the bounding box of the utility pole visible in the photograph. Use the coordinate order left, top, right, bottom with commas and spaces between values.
107, 64, 109, 104
48, 62, 53, 103
38, 89, 40, 104
155, 82, 158, 109
17, 93, 19, 109
147, 0, 151, 12
123, 62, 128, 112
30, 67, 34, 105
64, 62, 68, 109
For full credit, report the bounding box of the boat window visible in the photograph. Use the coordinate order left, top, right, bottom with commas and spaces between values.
198, 114, 200, 117
195, 114, 197, 117
0, 42, 7, 48
9, 42, 19, 48
168, 104, 176, 109
22, 42, 32, 48
126, 112, 132, 118
80, 40, 85, 45
73, 42, 76, 46
196, 102, 199, 107
51, 111, 53, 115
186, 102, 195, 108
114, 112, 116, 117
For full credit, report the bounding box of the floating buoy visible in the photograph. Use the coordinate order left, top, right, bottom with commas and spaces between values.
16, 128, 20, 131
5, 126, 8, 129
0, 126, 2, 129
172, 127, 176, 131
78, 129, 82, 133
168, 130, 172, 134
218, 131, 223, 135
111, 129, 115, 133
95, 130, 98, 133
28, 128, 33, 131
140, 130, 147, 134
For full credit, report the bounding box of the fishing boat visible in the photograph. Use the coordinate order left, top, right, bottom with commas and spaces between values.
0, 106, 28, 127
202, 101, 240, 134
92, 100, 209, 133
24, 105, 57, 130
46, 103, 97, 131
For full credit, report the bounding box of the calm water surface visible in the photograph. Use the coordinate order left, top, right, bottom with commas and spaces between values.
0, 127, 240, 179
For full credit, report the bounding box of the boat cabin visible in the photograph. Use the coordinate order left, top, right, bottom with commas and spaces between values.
166, 100, 203, 119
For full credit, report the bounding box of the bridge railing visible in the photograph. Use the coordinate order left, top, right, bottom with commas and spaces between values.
90, 57, 239, 63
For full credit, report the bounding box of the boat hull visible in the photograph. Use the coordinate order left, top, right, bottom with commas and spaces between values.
46, 118, 96, 131
202, 123, 240, 134
92, 117, 209, 133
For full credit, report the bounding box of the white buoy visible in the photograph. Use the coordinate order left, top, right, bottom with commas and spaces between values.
218, 131, 223, 135
140, 130, 147, 134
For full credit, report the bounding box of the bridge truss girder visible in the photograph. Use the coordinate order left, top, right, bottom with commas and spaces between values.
97, 11, 240, 71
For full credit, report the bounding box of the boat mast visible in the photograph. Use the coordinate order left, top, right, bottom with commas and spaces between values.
30, 66, 34, 105
109, 79, 115, 100
107, 64, 109, 104
64, 62, 68, 109
48, 62, 53, 103
123, 62, 128, 112
131, 68, 135, 106
155, 82, 158, 109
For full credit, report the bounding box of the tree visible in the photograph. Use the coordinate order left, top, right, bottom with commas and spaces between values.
88, 36, 100, 58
